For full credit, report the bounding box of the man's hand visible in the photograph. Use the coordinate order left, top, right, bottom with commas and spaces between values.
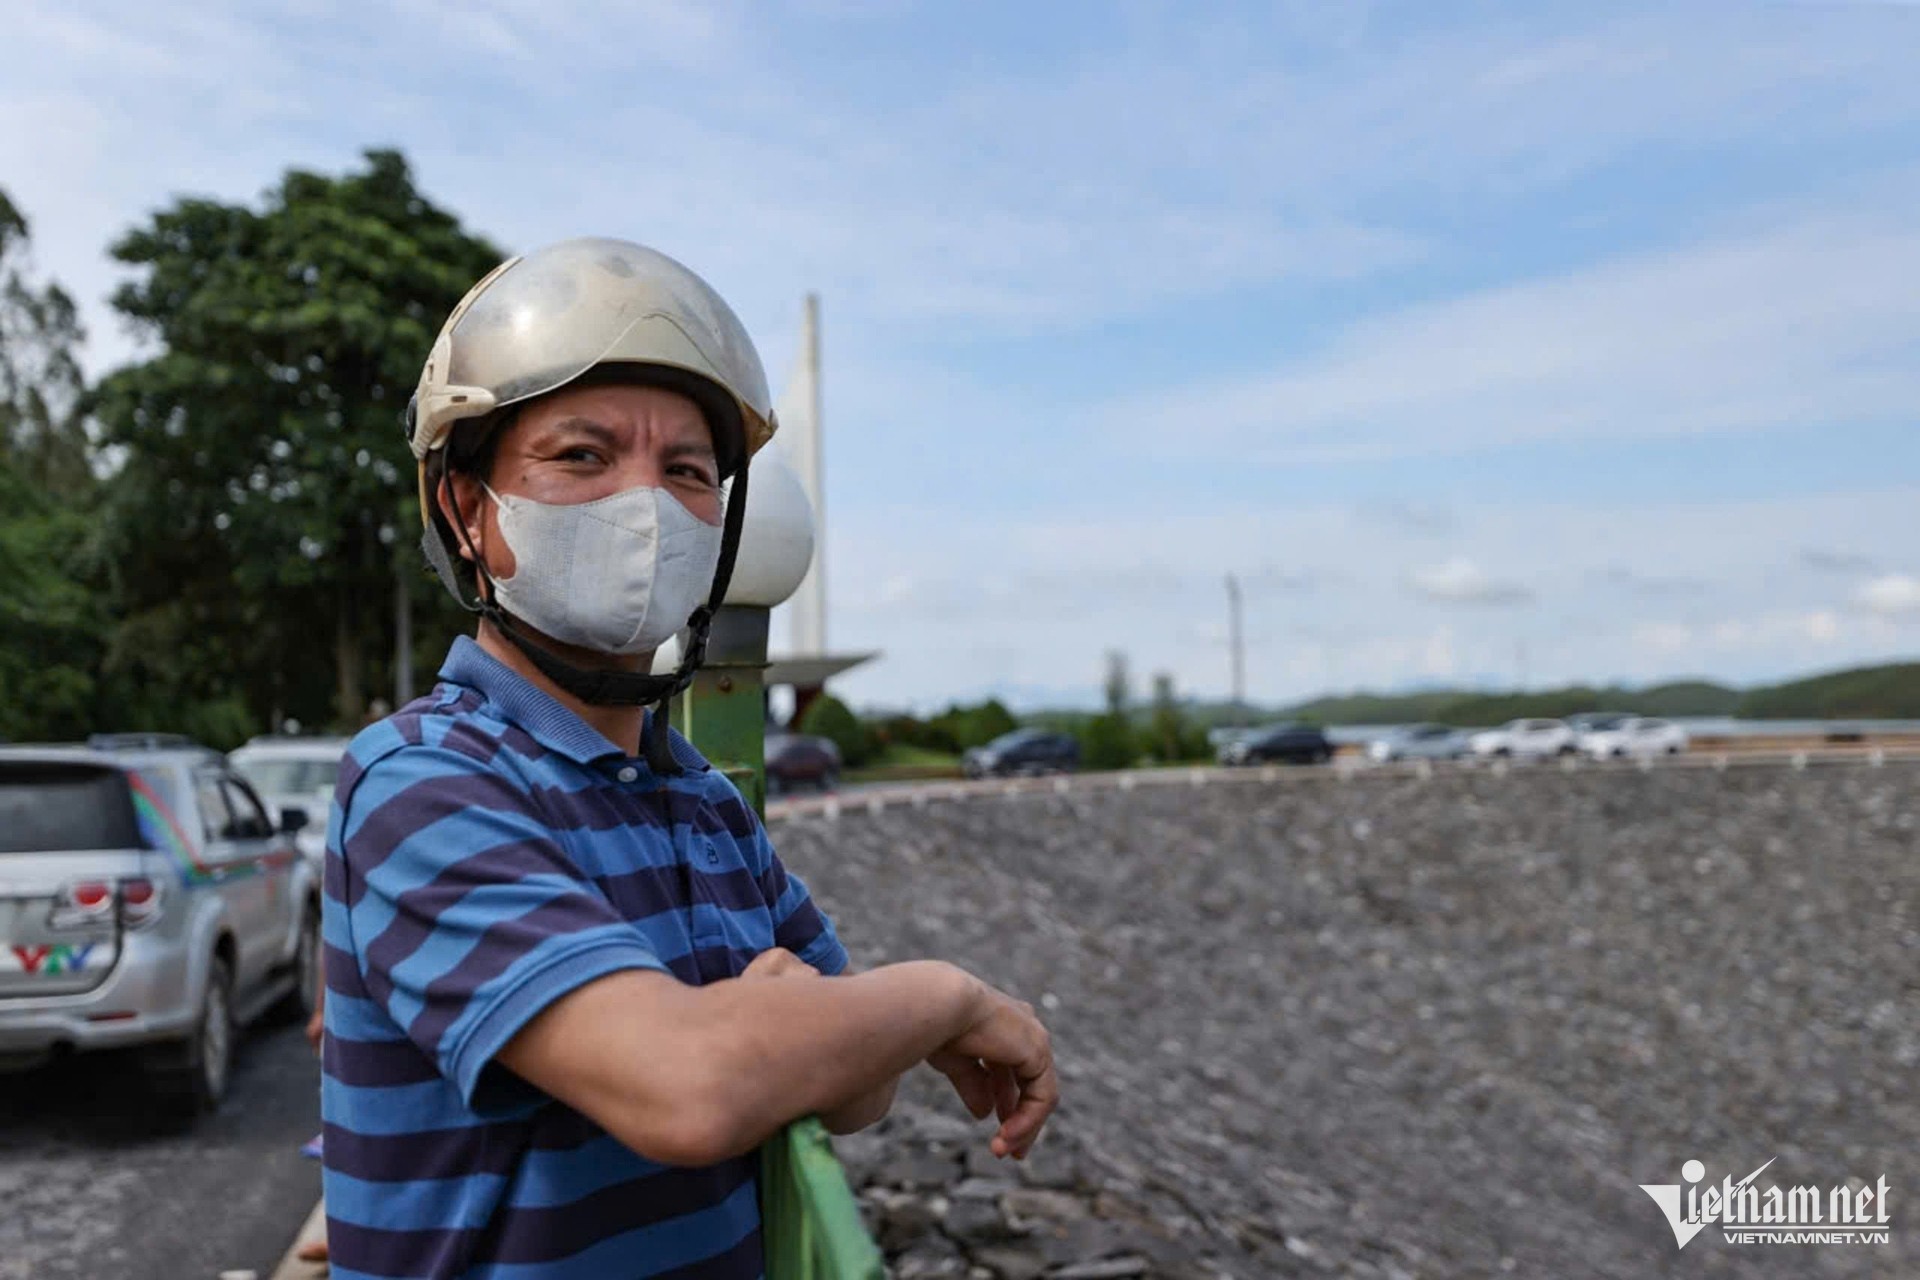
931, 985, 1057, 1160
741, 947, 816, 981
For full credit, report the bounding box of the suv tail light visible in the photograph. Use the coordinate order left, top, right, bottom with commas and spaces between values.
119, 877, 164, 929
48, 877, 164, 931
50, 880, 117, 929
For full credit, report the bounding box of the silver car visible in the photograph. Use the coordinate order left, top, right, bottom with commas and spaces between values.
1367, 723, 1471, 763
0, 735, 319, 1116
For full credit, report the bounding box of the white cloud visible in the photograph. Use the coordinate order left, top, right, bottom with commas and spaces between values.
5, 2, 1917, 716
1116, 197, 1920, 463
1858, 573, 1920, 616
821, 486, 1920, 709
1636, 608, 1848, 658
1634, 622, 1694, 655
1405, 558, 1532, 606
1801, 547, 1877, 574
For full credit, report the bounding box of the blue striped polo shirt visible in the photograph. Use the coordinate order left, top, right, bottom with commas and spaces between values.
320, 635, 847, 1280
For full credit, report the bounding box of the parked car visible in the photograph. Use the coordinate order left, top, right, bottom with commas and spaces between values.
1567, 711, 1635, 737
963, 729, 1080, 779
1583, 717, 1689, 760
0, 734, 318, 1117
1469, 718, 1578, 760
1219, 723, 1333, 766
228, 735, 349, 869
765, 733, 842, 794
1367, 723, 1470, 763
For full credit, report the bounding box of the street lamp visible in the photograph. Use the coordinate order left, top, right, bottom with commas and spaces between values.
655, 447, 816, 812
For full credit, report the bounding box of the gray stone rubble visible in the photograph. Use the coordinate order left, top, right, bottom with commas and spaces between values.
770, 762, 1918, 1279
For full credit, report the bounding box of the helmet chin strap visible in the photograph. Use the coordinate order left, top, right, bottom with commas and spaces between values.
446, 463, 751, 776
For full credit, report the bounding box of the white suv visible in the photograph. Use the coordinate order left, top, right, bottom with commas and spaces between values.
0, 736, 319, 1117
1583, 717, 1689, 760
1469, 718, 1578, 760
229, 736, 349, 869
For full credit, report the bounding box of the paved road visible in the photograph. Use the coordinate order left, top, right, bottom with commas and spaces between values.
0, 1018, 322, 1280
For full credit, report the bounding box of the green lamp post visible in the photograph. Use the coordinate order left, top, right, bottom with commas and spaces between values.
661, 444, 818, 816
660, 444, 884, 1278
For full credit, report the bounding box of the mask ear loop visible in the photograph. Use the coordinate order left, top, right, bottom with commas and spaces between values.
442, 470, 505, 621
643, 459, 750, 778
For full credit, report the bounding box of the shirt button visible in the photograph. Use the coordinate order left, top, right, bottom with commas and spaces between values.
616, 766, 639, 783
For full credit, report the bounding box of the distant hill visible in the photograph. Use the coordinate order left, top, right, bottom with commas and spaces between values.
1008, 660, 1920, 730
1262, 662, 1911, 726
1277, 680, 1742, 726
1273, 690, 1465, 725
1635, 681, 1744, 717
1738, 662, 1920, 719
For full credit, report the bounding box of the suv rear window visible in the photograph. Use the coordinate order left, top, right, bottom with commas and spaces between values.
0, 762, 142, 854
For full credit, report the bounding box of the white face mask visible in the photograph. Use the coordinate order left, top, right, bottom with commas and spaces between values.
481, 483, 723, 656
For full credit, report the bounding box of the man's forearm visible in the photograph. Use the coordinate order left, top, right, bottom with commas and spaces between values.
697, 960, 973, 1156
820, 1075, 897, 1135
502, 958, 984, 1166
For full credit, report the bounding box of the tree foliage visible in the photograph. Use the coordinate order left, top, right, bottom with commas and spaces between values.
93, 150, 503, 731
1146, 671, 1209, 762
0, 191, 90, 498
799, 693, 876, 767
0, 189, 105, 742
1076, 650, 1136, 769
874, 699, 1016, 755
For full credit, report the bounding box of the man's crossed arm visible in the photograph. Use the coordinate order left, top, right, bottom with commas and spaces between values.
497, 955, 1057, 1168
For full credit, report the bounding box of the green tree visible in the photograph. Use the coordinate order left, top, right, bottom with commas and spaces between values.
1077, 650, 1137, 770
0, 188, 105, 742
1147, 671, 1206, 762
1, 190, 90, 498
93, 150, 503, 733
800, 693, 875, 767
919, 698, 1019, 752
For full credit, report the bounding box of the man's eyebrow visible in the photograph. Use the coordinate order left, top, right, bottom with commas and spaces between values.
662, 439, 718, 463
533, 416, 621, 448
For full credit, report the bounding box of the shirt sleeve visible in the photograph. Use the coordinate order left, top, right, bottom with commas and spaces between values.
336, 743, 670, 1113
748, 820, 849, 976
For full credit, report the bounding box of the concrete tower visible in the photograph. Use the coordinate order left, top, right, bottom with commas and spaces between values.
778, 293, 827, 656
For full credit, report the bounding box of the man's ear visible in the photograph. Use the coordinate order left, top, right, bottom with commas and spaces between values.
439, 470, 487, 564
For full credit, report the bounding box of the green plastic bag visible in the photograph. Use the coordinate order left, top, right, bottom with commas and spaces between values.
760, 1117, 886, 1280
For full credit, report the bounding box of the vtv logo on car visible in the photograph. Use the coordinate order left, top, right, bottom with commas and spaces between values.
8, 944, 96, 975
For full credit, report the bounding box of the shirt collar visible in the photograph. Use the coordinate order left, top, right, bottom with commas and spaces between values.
438, 635, 635, 767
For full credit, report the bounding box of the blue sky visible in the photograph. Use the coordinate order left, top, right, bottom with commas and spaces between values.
5, 0, 1918, 711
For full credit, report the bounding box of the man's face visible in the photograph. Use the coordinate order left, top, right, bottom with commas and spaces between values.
444, 381, 721, 582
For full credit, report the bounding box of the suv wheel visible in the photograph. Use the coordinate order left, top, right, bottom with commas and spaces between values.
150, 953, 235, 1118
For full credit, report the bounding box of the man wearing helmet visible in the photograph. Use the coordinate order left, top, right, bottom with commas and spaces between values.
320, 240, 1057, 1279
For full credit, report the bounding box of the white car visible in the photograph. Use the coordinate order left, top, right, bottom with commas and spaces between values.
1469, 718, 1577, 760
228, 736, 350, 867
1367, 723, 1471, 763
1582, 717, 1688, 760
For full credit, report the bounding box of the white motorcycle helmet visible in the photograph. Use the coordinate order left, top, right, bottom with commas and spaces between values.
405, 238, 777, 769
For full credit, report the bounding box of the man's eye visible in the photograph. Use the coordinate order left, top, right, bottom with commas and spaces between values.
558, 448, 602, 464
671, 465, 716, 486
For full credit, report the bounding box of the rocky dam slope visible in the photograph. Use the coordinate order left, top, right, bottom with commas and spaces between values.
769, 761, 1918, 1279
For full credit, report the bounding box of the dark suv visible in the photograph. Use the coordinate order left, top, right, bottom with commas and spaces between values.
0, 735, 318, 1116
765, 734, 842, 795
962, 729, 1080, 779
1219, 723, 1334, 766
